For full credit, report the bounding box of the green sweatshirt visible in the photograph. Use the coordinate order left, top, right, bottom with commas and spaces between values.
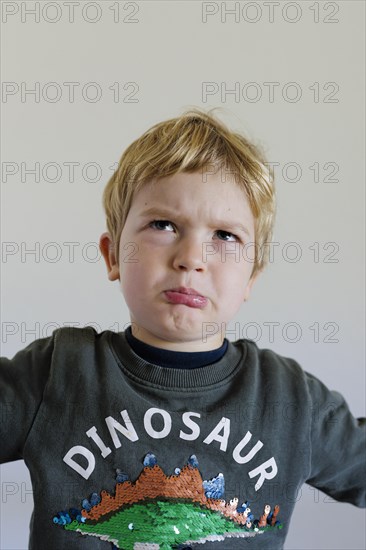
1, 326, 365, 550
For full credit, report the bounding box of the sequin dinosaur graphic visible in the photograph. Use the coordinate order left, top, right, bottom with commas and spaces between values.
53, 454, 282, 548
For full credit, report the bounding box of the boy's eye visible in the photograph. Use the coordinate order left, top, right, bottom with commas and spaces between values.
216, 230, 240, 242
149, 220, 174, 231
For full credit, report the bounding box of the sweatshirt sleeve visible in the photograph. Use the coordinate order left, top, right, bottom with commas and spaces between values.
305, 372, 366, 507
0, 332, 56, 463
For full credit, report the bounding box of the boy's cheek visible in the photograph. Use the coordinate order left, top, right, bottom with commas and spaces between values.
119, 271, 145, 301
119, 239, 141, 265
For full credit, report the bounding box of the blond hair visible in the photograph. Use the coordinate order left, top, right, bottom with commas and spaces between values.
102, 107, 276, 279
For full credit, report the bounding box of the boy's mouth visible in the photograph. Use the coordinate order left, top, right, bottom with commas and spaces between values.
164, 287, 208, 308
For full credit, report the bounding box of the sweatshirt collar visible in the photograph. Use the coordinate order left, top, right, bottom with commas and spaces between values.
124, 325, 228, 369
109, 327, 247, 390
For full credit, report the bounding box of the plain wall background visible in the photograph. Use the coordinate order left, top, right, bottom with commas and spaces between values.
1, 1, 365, 548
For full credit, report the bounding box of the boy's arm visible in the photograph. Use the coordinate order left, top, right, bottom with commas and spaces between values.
305, 373, 366, 507
0, 333, 55, 463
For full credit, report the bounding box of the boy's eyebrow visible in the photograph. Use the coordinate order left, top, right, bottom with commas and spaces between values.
138, 207, 251, 238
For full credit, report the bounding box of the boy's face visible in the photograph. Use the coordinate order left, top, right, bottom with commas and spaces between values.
100, 171, 259, 352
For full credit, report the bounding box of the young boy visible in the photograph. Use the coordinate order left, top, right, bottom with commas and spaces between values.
1, 109, 365, 549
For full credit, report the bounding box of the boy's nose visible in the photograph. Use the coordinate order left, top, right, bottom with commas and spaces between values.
172, 237, 206, 272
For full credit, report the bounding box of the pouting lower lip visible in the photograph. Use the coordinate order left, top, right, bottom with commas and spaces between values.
164, 290, 208, 308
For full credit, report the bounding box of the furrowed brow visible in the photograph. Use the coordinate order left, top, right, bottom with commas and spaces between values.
139, 207, 176, 219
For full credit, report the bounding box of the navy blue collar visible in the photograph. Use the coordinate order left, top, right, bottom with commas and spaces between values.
124, 325, 228, 369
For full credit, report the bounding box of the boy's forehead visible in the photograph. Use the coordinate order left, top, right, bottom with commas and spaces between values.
133, 171, 245, 202
134, 176, 250, 211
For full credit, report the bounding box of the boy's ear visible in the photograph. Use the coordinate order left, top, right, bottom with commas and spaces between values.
99, 232, 120, 281
243, 270, 261, 302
